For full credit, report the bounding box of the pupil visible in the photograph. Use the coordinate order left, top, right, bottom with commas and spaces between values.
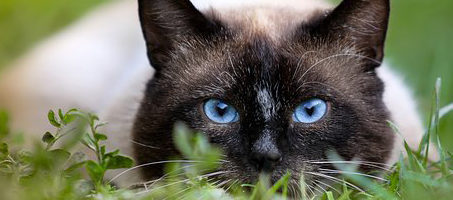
305, 106, 315, 116
216, 103, 228, 116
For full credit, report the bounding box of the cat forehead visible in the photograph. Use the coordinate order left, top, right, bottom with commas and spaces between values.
166, 32, 361, 82
166, 37, 364, 100
161, 4, 369, 94
213, 6, 329, 42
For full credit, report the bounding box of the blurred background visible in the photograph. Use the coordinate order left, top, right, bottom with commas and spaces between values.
0, 0, 452, 149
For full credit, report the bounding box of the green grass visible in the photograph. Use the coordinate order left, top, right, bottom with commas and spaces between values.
387, 0, 453, 152
0, 81, 452, 199
0, 0, 106, 68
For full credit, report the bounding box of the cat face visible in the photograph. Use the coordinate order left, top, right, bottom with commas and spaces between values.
133, 0, 394, 191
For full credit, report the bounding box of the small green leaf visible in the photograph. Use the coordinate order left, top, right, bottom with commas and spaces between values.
58, 109, 65, 121
62, 113, 76, 125
49, 149, 71, 162
48, 110, 61, 127
100, 146, 106, 156
105, 155, 134, 169
17, 150, 32, 163
65, 161, 87, 174
58, 108, 77, 125
104, 149, 120, 158
173, 123, 193, 157
41, 132, 55, 144
337, 184, 352, 200
64, 152, 86, 173
65, 108, 78, 114
94, 133, 108, 141
448, 152, 453, 170
0, 110, 9, 139
81, 134, 96, 151
326, 191, 335, 200
88, 113, 99, 125
86, 160, 105, 184
0, 142, 8, 158
264, 172, 290, 198
404, 141, 425, 173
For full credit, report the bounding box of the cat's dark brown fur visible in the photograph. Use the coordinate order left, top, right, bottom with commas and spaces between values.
133, 0, 393, 191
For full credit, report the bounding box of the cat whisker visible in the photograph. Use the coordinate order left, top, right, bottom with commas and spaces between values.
305, 171, 365, 193
214, 179, 233, 190
306, 159, 393, 167
225, 179, 239, 193
136, 178, 191, 196
293, 177, 315, 199
209, 179, 223, 187
108, 160, 208, 184
305, 183, 317, 198
313, 179, 340, 194
311, 181, 328, 195
289, 180, 297, 198
287, 182, 295, 198
306, 160, 393, 171
143, 165, 231, 187
141, 164, 198, 188
136, 170, 233, 195
163, 186, 192, 200
217, 158, 231, 163
130, 139, 160, 149
319, 168, 388, 182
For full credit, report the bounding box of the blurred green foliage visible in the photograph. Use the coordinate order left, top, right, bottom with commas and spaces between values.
387, 0, 453, 151
0, 0, 452, 149
0, 0, 106, 67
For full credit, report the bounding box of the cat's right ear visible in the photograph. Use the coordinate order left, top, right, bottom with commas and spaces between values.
138, 0, 223, 71
307, 0, 390, 70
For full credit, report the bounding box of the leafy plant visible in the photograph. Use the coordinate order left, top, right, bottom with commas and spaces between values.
73, 111, 134, 188
0, 79, 452, 200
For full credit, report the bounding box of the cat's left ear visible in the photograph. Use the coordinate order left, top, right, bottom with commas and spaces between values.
315, 0, 390, 66
138, 0, 223, 71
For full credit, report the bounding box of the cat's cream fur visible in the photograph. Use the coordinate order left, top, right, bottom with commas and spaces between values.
0, 0, 432, 186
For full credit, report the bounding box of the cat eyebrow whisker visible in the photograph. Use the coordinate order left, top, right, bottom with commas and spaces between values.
292, 50, 319, 82
296, 81, 347, 97
297, 53, 382, 83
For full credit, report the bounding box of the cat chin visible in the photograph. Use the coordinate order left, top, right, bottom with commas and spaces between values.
0, 0, 434, 188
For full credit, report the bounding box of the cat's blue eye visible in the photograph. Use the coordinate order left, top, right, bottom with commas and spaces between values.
203, 99, 239, 124
293, 98, 327, 123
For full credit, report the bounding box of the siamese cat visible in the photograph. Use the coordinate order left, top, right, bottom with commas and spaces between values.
0, 0, 434, 192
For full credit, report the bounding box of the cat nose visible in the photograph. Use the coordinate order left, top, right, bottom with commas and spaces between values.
250, 150, 282, 172
250, 131, 282, 172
